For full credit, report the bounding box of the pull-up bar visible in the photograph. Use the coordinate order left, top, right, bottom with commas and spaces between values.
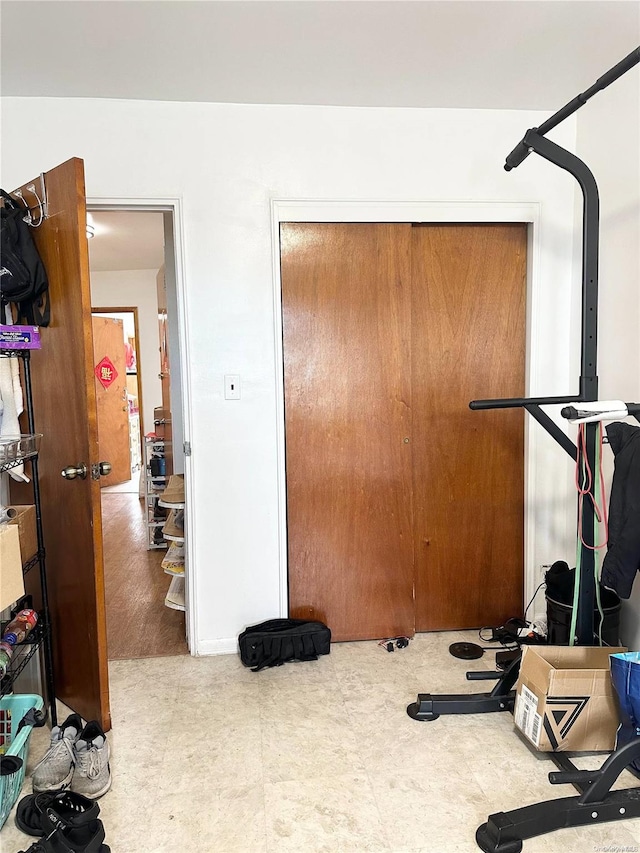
470, 43, 640, 646
505, 46, 640, 172
468, 43, 640, 853
408, 44, 640, 735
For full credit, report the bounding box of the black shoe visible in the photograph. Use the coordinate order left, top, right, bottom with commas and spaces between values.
16, 790, 100, 837
17, 818, 110, 853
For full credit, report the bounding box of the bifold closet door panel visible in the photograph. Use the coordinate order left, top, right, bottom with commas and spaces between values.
281, 223, 415, 642
412, 224, 526, 631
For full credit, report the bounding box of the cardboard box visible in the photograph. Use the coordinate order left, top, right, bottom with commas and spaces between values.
9, 505, 38, 563
514, 645, 626, 752
0, 524, 25, 611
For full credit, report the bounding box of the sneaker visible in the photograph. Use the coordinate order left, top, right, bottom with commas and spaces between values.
32, 714, 82, 793
71, 721, 111, 799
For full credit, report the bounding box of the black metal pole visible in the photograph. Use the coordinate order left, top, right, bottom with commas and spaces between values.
475, 97, 604, 645
504, 46, 640, 172
521, 131, 600, 398
537, 46, 640, 137
520, 131, 600, 644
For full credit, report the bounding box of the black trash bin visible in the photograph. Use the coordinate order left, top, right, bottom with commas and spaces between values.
545, 560, 622, 645
546, 593, 621, 645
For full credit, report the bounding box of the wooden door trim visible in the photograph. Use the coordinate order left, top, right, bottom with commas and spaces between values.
91, 306, 145, 456
87, 197, 197, 654
271, 200, 542, 619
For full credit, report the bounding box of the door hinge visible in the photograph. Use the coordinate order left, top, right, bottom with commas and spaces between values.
183, 441, 192, 457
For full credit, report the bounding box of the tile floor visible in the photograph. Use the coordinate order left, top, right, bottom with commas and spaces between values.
3, 631, 640, 852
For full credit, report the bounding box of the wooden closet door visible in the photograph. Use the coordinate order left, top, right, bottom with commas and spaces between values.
281, 223, 415, 642
412, 224, 526, 630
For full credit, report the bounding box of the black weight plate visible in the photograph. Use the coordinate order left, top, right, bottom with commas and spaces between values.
449, 641, 484, 660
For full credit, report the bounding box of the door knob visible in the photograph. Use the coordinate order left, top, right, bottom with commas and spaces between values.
61, 464, 88, 480
90, 461, 113, 480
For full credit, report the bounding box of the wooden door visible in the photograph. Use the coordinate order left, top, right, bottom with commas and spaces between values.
156, 265, 171, 415
91, 316, 131, 487
281, 223, 415, 642
281, 222, 526, 640
9, 159, 111, 729
412, 224, 526, 630
156, 265, 173, 474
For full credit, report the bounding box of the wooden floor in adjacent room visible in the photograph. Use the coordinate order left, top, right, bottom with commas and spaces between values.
101, 488, 188, 660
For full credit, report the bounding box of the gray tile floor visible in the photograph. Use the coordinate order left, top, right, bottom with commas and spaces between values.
3, 631, 640, 852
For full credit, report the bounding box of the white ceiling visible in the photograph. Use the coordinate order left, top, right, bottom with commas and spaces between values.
1, 1, 639, 111
87, 211, 165, 272
5, 2, 638, 272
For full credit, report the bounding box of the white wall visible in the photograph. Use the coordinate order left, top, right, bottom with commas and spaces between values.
90, 269, 162, 436
2, 98, 583, 653
574, 67, 640, 648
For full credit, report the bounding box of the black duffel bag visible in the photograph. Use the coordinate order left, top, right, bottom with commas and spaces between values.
238, 618, 331, 672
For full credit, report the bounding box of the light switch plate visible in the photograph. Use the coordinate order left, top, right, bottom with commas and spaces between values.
224, 374, 241, 400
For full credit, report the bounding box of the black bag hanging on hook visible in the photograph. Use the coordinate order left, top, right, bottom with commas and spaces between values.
0, 189, 50, 326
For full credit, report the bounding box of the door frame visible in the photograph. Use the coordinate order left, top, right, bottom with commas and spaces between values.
87, 197, 196, 653
91, 306, 145, 465
271, 200, 542, 621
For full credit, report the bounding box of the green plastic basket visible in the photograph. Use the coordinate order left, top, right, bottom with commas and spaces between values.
0, 693, 44, 828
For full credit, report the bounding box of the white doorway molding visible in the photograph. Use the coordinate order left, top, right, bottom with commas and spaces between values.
87, 196, 196, 654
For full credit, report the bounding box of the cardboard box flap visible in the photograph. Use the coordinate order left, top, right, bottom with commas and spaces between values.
531, 645, 624, 670
519, 645, 554, 699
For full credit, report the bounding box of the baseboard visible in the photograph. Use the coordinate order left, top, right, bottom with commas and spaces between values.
194, 637, 238, 656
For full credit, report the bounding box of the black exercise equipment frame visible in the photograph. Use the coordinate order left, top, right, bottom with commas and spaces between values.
408, 44, 640, 723
406, 44, 640, 851
476, 739, 640, 853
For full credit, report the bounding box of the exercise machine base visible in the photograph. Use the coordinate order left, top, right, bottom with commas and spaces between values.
407, 690, 515, 721
475, 740, 640, 852
407, 655, 520, 721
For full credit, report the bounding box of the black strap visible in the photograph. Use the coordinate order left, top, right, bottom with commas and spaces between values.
252, 637, 283, 672
310, 633, 321, 657
299, 633, 318, 661
19, 291, 50, 327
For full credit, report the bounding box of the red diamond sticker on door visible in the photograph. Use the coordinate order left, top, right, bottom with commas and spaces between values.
95, 356, 118, 389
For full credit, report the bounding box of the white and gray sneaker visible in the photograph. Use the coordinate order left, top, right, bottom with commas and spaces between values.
32, 713, 83, 792
71, 720, 112, 799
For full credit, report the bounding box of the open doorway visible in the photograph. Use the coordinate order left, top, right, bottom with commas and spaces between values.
87, 209, 188, 661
